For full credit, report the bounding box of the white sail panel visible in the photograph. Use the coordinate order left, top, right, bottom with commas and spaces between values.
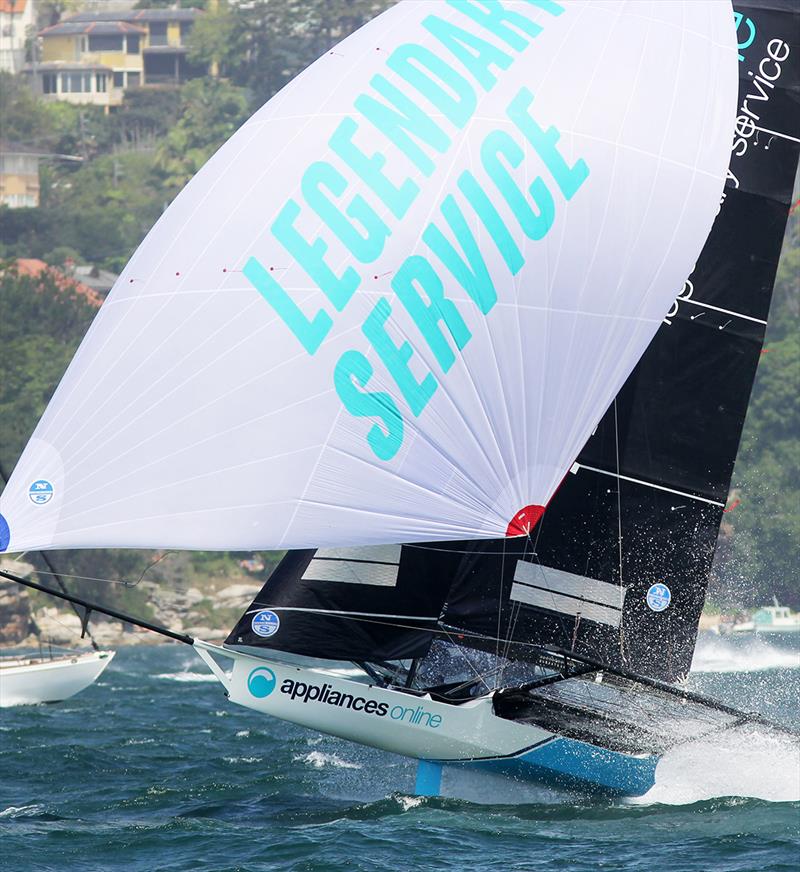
0, 0, 737, 553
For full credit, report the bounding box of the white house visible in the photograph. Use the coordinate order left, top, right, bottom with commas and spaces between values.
0, 0, 35, 74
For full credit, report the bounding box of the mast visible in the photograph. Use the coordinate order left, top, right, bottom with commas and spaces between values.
440, 0, 800, 683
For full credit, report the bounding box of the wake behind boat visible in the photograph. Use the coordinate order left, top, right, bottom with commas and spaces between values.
0, 648, 114, 708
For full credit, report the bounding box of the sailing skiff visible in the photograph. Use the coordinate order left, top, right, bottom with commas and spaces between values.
1, 0, 798, 796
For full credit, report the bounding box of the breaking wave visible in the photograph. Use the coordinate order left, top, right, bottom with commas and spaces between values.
691, 633, 800, 674
154, 671, 218, 683
293, 751, 362, 770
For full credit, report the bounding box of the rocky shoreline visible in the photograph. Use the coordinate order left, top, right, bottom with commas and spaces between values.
0, 568, 262, 650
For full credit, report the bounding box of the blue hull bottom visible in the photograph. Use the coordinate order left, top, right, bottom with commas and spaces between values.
415, 737, 658, 798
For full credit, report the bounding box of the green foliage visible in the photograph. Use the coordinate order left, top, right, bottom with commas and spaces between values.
112, 87, 184, 150
154, 77, 248, 192
186, 0, 393, 108
0, 263, 98, 469
0, 72, 113, 157
1, 153, 164, 271
723, 290, 800, 608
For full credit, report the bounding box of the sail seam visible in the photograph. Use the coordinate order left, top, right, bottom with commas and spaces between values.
575, 464, 725, 507
682, 298, 768, 325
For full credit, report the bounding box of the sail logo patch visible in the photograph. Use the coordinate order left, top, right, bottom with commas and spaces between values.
247, 667, 277, 698
251, 609, 280, 637
28, 480, 54, 505
646, 584, 671, 612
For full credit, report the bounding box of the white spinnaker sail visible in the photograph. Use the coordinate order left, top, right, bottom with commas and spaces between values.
0, 0, 737, 553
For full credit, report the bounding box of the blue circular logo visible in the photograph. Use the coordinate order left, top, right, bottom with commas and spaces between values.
646, 583, 671, 612
0, 513, 9, 553
28, 480, 54, 505
247, 667, 276, 698
251, 609, 280, 637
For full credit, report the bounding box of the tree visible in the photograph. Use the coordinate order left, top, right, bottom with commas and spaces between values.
154, 77, 248, 192
187, 0, 394, 109
714, 210, 800, 608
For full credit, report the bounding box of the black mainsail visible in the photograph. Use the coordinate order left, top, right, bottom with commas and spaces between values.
432, 0, 800, 683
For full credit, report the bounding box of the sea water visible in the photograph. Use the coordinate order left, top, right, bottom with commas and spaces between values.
0, 636, 798, 872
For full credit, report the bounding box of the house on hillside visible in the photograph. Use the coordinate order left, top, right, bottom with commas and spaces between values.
0, 142, 40, 208
0, 0, 35, 74
14, 258, 104, 308
72, 263, 119, 297
25, 6, 202, 108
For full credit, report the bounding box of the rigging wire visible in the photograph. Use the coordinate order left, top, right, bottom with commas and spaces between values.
8, 550, 176, 588
613, 398, 628, 664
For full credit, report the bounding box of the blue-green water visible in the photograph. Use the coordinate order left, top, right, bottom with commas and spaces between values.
1, 641, 798, 872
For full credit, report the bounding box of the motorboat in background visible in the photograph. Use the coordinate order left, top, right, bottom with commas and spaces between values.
725, 601, 800, 638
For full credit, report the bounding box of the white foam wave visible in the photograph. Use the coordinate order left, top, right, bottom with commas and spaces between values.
635, 725, 800, 805
293, 751, 361, 770
155, 671, 217, 683
223, 756, 263, 764
396, 795, 424, 811
235, 730, 250, 738
124, 738, 155, 746
691, 634, 800, 673
0, 804, 44, 818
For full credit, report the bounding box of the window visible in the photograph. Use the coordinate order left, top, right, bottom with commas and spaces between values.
127, 35, 140, 54
148, 22, 168, 46
63, 73, 86, 92
96, 73, 107, 92
42, 72, 58, 94
113, 71, 124, 88
179, 21, 193, 43
88, 34, 124, 52
127, 71, 141, 88
84, 72, 92, 92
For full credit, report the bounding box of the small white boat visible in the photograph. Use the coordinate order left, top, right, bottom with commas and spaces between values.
0, 649, 114, 707
729, 602, 800, 637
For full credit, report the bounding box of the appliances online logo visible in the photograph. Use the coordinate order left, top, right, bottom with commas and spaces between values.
246, 667, 443, 729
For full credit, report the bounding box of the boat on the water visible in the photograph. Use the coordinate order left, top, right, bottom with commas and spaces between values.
0, 0, 798, 798
727, 602, 800, 637
0, 649, 114, 707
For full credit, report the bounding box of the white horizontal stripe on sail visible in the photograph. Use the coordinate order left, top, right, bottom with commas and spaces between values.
513, 561, 626, 610
315, 545, 401, 564
302, 545, 401, 587
510, 585, 623, 628
511, 561, 627, 628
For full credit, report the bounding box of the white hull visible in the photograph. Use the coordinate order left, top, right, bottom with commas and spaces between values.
194, 641, 658, 796
731, 623, 800, 636
0, 650, 115, 707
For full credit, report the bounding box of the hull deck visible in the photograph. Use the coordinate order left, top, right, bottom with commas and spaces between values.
192, 641, 747, 798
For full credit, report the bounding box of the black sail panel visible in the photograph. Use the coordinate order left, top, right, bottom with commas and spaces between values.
226, 544, 454, 661
443, 0, 800, 683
